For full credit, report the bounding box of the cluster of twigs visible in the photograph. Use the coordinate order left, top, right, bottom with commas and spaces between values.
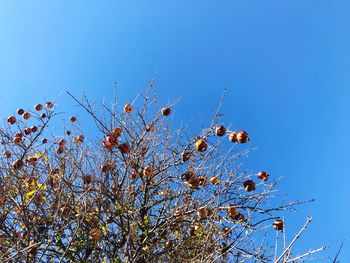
0, 83, 326, 262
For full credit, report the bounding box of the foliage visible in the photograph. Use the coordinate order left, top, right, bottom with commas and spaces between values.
0, 83, 326, 262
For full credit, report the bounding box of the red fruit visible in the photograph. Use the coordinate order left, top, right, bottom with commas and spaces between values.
273, 220, 284, 231
40, 113, 47, 118
257, 171, 269, 182
195, 139, 207, 152
24, 128, 31, 135
70, 116, 77, 122
118, 143, 130, 154
74, 135, 85, 144
15, 133, 23, 138
222, 226, 232, 237
102, 141, 115, 150
58, 139, 66, 147
13, 136, 22, 145
226, 205, 238, 217
35, 104, 43, 111
216, 126, 226, 137
243, 180, 256, 192
106, 135, 116, 144
7, 116, 16, 125
46, 102, 54, 109
23, 112, 31, 120
229, 132, 238, 142
3, 151, 11, 158
30, 126, 38, 133
112, 128, 122, 137
161, 107, 171, 116
12, 159, 24, 169
41, 138, 47, 144
56, 147, 64, 154
17, 109, 24, 115
124, 104, 133, 114
237, 131, 249, 143
210, 176, 220, 185
143, 165, 153, 178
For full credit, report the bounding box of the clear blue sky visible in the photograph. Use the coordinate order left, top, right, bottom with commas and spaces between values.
0, 1, 349, 261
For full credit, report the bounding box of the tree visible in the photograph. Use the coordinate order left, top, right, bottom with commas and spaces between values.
0, 82, 326, 262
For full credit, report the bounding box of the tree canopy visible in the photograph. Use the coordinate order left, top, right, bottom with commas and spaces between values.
0, 86, 326, 262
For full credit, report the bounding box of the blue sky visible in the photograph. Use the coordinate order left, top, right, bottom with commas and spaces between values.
0, 1, 349, 261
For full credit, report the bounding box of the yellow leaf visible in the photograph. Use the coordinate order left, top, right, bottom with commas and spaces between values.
26, 189, 37, 199
37, 183, 47, 191
42, 152, 48, 162
143, 216, 150, 224
101, 224, 107, 234
32, 152, 42, 159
